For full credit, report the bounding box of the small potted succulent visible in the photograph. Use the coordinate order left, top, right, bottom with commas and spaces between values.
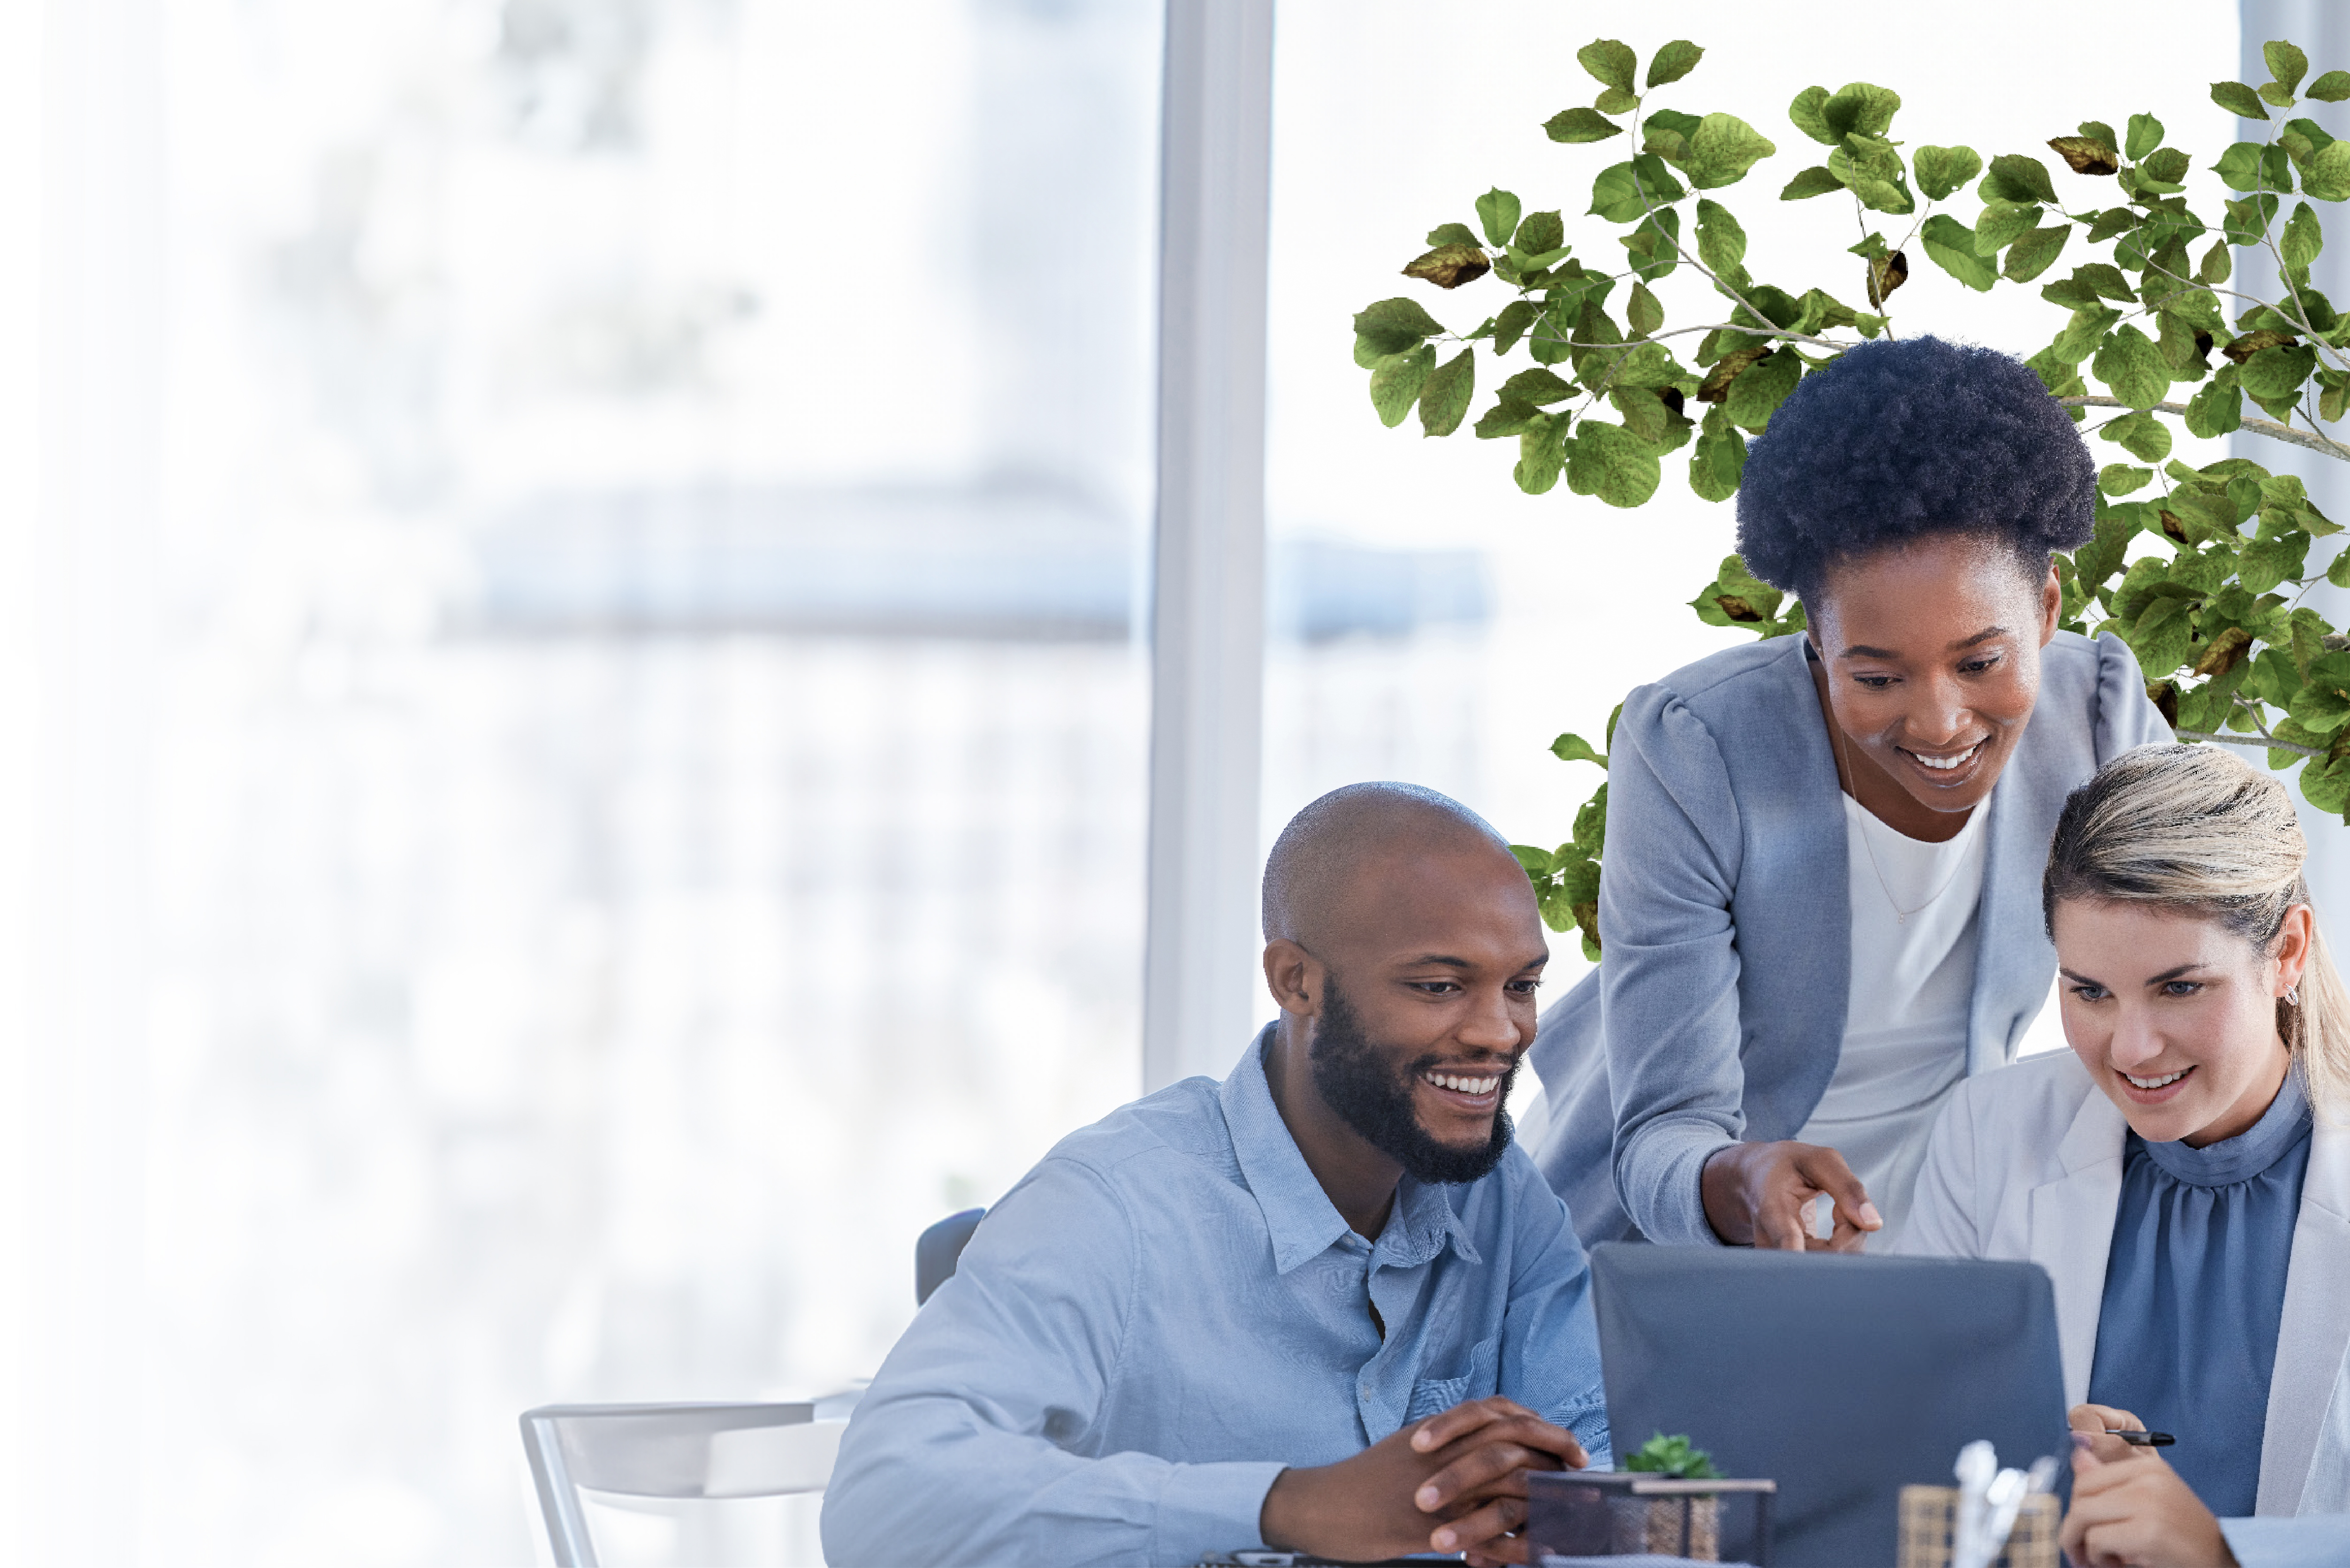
1620, 1432, 1724, 1560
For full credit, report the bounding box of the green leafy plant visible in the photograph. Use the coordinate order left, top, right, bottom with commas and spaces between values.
1354, 37, 2350, 955
1625, 1431, 1724, 1480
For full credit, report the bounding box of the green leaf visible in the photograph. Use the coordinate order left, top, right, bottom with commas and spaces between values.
1473, 398, 1539, 439
2098, 463, 2155, 496
2310, 71, 2350, 103
1492, 299, 1539, 355
1618, 207, 1683, 282
1514, 415, 1569, 494
1547, 107, 1625, 145
2303, 141, 2350, 201
1426, 222, 1480, 247
2240, 530, 2310, 594
2185, 377, 2245, 439
1568, 420, 1662, 507
1723, 348, 1803, 430
2125, 114, 2165, 161
1596, 85, 1638, 116
1611, 384, 1671, 444
2053, 304, 2125, 363
1684, 114, 1778, 189
2212, 81, 2271, 120
1611, 341, 1688, 389
1577, 39, 1636, 93
1974, 200, 2044, 256
2290, 653, 2350, 733
2125, 594, 2197, 678
1689, 415, 1747, 502
1551, 732, 1609, 768
1983, 153, 2059, 205
1500, 367, 1576, 405
2283, 200, 2326, 271
1369, 343, 1436, 427
1573, 787, 1609, 859
1822, 82, 1901, 138
1780, 166, 1843, 200
1515, 211, 1566, 258
2094, 324, 2172, 409
1624, 282, 1663, 337
2101, 410, 2173, 463
1476, 189, 1522, 248
2240, 342, 2319, 403
2065, 263, 2138, 306
2281, 117, 2338, 168
2140, 148, 2191, 187
1640, 107, 1701, 164
1920, 214, 1998, 290
1788, 86, 1836, 146
2004, 224, 2070, 282
2216, 141, 2269, 191
1694, 198, 1747, 280
1590, 157, 1685, 222
1912, 145, 1982, 200
1689, 553, 1787, 631
2266, 40, 2310, 97
1830, 134, 1914, 213
2198, 240, 2233, 285
1419, 349, 1475, 437
1647, 40, 1702, 88
1353, 296, 1446, 355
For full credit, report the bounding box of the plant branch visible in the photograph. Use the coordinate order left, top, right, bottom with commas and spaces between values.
2055, 396, 2350, 461
1624, 164, 1790, 351
1526, 320, 1857, 354
2176, 727, 2325, 758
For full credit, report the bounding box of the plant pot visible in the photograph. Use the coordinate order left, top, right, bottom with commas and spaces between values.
1607, 1493, 1721, 1560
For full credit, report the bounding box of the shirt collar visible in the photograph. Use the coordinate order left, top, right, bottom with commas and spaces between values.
1219, 1024, 1481, 1274
2136, 1066, 2314, 1188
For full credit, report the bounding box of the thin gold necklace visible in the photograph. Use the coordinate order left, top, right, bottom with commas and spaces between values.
1828, 714, 1974, 926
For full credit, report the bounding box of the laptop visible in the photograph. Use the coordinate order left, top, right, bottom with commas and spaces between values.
1587, 1242, 2071, 1568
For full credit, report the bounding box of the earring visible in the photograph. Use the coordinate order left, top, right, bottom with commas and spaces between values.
2288, 985, 2302, 1005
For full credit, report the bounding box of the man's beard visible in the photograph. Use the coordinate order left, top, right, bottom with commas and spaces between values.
1308, 977, 1515, 1185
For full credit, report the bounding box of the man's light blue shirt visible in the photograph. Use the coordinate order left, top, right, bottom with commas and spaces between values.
821, 1027, 1611, 1568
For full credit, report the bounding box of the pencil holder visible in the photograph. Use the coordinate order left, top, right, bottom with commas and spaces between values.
1895, 1484, 2059, 1568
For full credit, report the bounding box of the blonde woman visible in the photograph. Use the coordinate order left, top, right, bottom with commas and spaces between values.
1906, 743, 2350, 1521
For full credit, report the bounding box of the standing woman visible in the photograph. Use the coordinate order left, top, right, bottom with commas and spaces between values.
1529, 335, 2171, 1251
1906, 743, 2350, 1521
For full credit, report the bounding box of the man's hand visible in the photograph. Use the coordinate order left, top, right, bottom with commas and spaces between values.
1700, 1140, 1882, 1250
2069, 1402, 2162, 1468
1258, 1396, 1586, 1566
2061, 1434, 2236, 1568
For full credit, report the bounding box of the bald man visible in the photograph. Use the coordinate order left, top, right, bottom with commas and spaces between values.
822, 784, 1610, 1568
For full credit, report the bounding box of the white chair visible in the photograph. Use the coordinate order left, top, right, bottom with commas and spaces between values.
520, 1398, 854, 1568
522, 1213, 978, 1564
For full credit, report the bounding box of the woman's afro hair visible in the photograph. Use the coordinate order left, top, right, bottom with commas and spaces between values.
1733, 335, 2094, 599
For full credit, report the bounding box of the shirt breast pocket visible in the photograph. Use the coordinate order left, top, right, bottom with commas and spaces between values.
1405, 1332, 1501, 1423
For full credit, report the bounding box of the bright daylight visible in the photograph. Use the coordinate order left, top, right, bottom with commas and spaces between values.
2, 2, 2348, 1567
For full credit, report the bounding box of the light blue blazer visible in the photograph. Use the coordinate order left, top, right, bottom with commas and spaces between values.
1528, 628, 2170, 1248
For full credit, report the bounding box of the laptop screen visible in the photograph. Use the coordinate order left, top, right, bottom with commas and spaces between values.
1587, 1243, 2070, 1567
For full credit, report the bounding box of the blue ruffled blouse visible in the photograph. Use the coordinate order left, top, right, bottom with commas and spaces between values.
2086, 1068, 2313, 1518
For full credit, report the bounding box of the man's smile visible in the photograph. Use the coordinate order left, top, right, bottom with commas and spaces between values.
1416, 1059, 1516, 1115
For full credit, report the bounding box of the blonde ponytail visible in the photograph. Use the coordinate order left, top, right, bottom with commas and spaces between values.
2044, 743, 2350, 1119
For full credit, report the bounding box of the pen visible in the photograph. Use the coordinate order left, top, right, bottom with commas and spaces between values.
2105, 1429, 2176, 1447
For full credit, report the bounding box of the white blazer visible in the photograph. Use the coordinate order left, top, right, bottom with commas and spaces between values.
1904, 1051, 2350, 1516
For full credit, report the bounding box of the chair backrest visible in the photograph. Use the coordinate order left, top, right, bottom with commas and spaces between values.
916, 1206, 985, 1305
519, 1401, 847, 1568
